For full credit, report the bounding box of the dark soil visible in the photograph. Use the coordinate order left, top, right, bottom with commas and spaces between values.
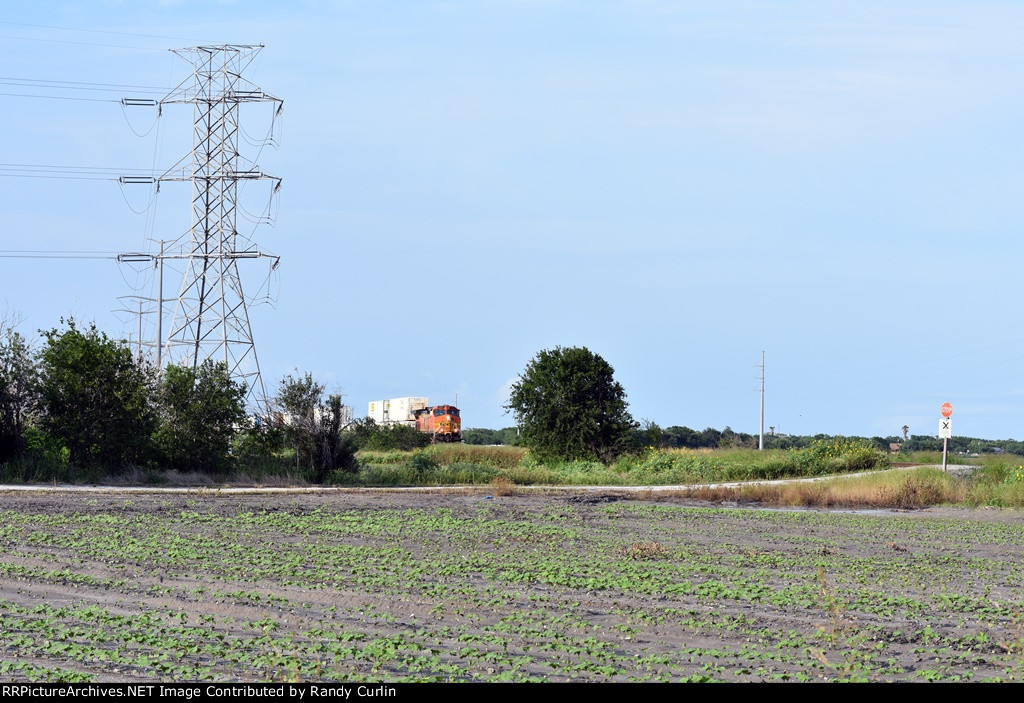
0, 489, 1022, 682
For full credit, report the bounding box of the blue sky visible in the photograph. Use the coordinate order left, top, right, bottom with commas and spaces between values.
1, 1, 1023, 440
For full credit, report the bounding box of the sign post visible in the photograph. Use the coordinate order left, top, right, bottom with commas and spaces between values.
939, 403, 954, 471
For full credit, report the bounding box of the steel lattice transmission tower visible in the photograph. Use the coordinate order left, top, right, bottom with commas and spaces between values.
158, 44, 282, 411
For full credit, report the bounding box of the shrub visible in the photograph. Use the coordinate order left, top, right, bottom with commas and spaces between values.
275, 372, 357, 481
409, 452, 438, 474
894, 474, 950, 508
352, 419, 431, 451
38, 319, 157, 470
488, 477, 516, 496
794, 438, 889, 476
156, 361, 246, 474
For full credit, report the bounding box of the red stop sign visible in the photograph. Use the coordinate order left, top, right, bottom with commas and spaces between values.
941, 402, 953, 418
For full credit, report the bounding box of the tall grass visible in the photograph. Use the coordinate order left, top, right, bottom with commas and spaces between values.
0, 454, 87, 484
333, 461, 504, 487
609, 439, 889, 485
358, 444, 527, 469
678, 468, 965, 509
345, 438, 891, 488
890, 450, 956, 465
657, 461, 1024, 510
892, 450, 1024, 467
964, 461, 1024, 508
421, 444, 527, 470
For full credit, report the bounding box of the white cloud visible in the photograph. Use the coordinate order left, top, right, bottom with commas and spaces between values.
496, 377, 518, 405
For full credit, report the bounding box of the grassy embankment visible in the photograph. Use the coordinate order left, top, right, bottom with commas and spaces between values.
6, 436, 1023, 509
346, 438, 885, 487
345, 441, 1024, 509
720, 455, 1024, 509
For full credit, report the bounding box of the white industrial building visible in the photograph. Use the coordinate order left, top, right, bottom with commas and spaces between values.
367, 397, 428, 427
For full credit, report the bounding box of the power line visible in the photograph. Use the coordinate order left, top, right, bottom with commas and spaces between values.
0, 34, 166, 51
0, 80, 165, 95
0, 76, 164, 90
0, 255, 113, 259
0, 20, 199, 42
0, 163, 159, 171
0, 173, 118, 181
0, 91, 119, 102
0, 164, 163, 183
0, 250, 119, 253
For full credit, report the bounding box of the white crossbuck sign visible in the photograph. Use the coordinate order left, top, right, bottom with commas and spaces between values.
938, 418, 952, 439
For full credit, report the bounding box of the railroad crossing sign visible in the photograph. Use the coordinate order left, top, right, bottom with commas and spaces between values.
939, 418, 952, 439
939, 402, 954, 471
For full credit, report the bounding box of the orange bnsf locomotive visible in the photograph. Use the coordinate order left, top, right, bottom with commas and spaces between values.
367, 397, 461, 443
414, 404, 462, 443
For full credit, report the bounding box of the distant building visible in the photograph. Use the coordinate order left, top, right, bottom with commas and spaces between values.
367, 397, 428, 428
269, 404, 353, 428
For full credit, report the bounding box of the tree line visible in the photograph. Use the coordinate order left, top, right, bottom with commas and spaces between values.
1, 319, 244, 476
0, 317, 427, 482
5, 323, 1018, 484
465, 423, 1024, 456
463, 424, 763, 450
474, 345, 1024, 459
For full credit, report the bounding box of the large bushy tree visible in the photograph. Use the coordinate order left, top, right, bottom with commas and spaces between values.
156, 360, 247, 473
37, 319, 157, 468
0, 326, 36, 462
505, 346, 637, 463
276, 371, 356, 480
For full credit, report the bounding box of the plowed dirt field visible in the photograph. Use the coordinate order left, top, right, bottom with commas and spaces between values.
0, 490, 1022, 682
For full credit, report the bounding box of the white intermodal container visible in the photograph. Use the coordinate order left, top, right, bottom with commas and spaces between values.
367, 397, 429, 426
367, 400, 386, 424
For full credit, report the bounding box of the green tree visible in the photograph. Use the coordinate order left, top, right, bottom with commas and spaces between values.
663, 425, 701, 448
316, 392, 358, 476
350, 418, 430, 451
457, 427, 524, 446
0, 325, 37, 463
37, 319, 156, 469
461, 427, 497, 445
275, 371, 357, 480
495, 427, 523, 446
276, 370, 321, 468
505, 346, 637, 463
155, 360, 247, 473
637, 419, 665, 450
699, 427, 723, 448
